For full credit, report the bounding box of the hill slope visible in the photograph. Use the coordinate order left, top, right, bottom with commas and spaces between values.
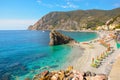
106, 14, 120, 29
28, 8, 120, 30
96, 14, 120, 30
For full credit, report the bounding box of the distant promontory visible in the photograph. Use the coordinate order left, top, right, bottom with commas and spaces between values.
28, 8, 120, 30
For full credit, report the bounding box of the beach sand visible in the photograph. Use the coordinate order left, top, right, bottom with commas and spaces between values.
66, 31, 120, 78
32, 31, 120, 80
109, 53, 120, 80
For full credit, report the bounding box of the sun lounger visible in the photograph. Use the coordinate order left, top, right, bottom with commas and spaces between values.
91, 58, 101, 68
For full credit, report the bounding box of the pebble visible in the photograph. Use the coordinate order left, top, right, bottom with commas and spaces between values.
32, 66, 108, 80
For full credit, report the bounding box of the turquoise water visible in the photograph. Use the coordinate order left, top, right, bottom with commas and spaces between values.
60, 31, 98, 42
117, 43, 120, 48
0, 30, 97, 80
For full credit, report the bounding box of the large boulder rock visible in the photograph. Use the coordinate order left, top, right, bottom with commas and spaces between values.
49, 30, 74, 46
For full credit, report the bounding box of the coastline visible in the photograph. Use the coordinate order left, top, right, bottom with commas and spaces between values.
66, 31, 119, 76
32, 30, 120, 80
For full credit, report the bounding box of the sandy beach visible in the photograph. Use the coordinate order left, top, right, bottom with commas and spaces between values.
109, 54, 120, 80
66, 31, 120, 78
32, 31, 120, 80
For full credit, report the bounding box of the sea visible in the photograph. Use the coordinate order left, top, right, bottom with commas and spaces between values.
0, 30, 98, 80
116, 34, 120, 48
117, 43, 120, 48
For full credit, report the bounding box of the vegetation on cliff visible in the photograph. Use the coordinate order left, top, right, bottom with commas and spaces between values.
28, 8, 120, 30
96, 14, 120, 30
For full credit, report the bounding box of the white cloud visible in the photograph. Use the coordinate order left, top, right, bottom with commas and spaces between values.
36, 0, 78, 9
36, 0, 53, 8
0, 19, 37, 30
61, 5, 68, 8
37, 0, 42, 3
58, 1, 78, 9
67, 2, 78, 8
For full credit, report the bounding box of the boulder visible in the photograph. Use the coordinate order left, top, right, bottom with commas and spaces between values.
92, 74, 108, 80
49, 30, 74, 46
40, 70, 49, 78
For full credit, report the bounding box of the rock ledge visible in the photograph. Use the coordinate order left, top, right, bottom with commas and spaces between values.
49, 30, 74, 46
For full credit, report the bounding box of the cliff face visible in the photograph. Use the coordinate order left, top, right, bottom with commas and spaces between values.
28, 8, 120, 30
49, 30, 74, 46
97, 14, 120, 30
106, 14, 120, 30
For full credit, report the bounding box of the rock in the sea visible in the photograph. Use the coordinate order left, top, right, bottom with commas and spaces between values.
25, 77, 31, 80
49, 30, 74, 46
33, 70, 49, 80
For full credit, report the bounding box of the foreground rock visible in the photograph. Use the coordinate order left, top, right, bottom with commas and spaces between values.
33, 66, 108, 80
49, 30, 74, 46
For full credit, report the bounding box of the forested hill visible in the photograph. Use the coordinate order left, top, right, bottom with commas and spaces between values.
28, 8, 120, 30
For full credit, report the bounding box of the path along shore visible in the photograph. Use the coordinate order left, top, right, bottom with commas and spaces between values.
67, 31, 120, 79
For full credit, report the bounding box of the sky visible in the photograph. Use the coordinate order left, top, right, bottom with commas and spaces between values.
0, 0, 120, 30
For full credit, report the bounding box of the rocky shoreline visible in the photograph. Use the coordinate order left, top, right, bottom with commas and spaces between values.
33, 66, 108, 80
31, 31, 119, 80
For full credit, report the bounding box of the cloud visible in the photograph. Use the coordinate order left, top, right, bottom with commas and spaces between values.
57, 1, 78, 9
113, 3, 120, 8
36, 0, 53, 8
0, 19, 37, 30
66, 2, 78, 8
36, 0, 78, 9
37, 0, 42, 3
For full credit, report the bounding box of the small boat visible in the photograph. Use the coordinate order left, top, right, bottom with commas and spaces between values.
42, 31, 45, 32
